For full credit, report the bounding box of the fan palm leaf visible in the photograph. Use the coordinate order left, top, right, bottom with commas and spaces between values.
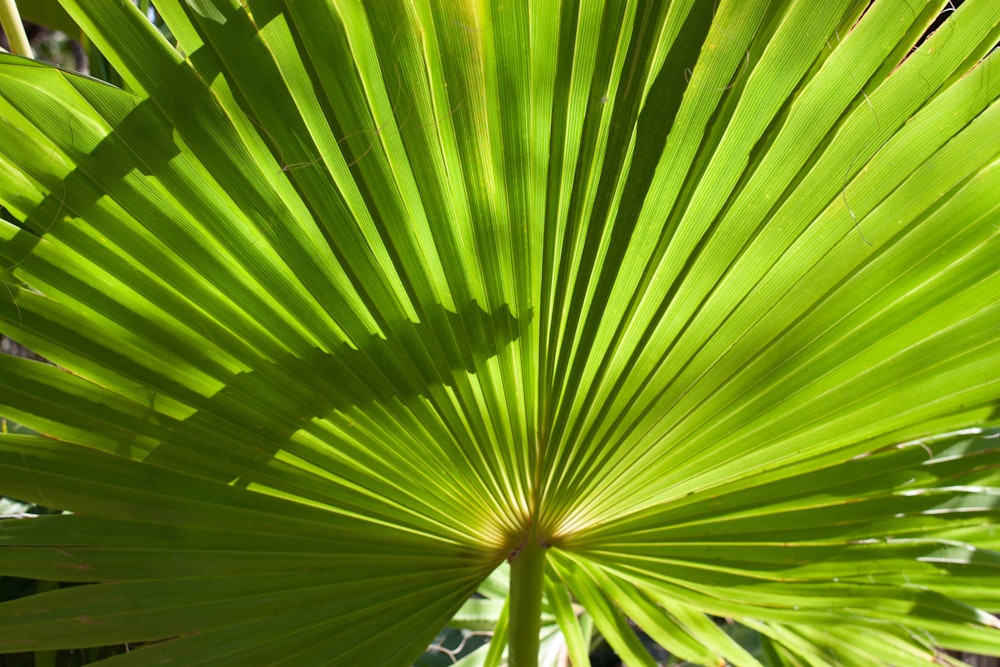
0, 0, 998, 665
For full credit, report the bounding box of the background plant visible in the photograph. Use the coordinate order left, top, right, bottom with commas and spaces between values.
0, 1, 999, 665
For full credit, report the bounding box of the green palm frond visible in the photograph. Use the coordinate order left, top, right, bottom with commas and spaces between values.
1, 0, 998, 665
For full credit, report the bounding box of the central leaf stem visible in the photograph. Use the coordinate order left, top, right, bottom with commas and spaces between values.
508, 534, 547, 667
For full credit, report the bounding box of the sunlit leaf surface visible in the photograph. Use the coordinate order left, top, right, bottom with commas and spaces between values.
1, 0, 998, 664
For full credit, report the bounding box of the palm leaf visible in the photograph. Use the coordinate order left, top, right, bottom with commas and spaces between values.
1, 0, 998, 665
